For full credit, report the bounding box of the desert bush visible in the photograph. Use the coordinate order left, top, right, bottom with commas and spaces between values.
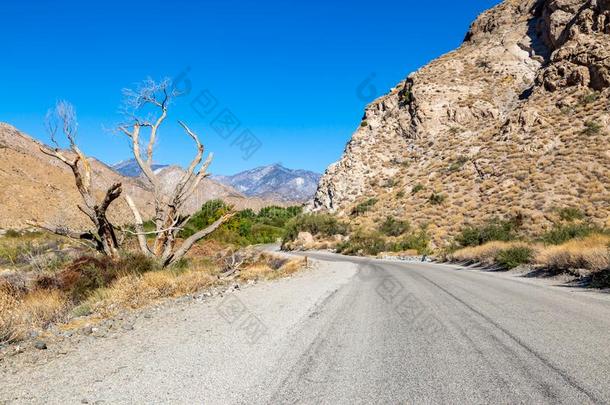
379, 217, 410, 237
336, 231, 387, 256
429, 193, 446, 205
384, 178, 397, 188
495, 246, 533, 269
4, 230, 21, 238
579, 91, 599, 105
450, 241, 527, 265
455, 218, 517, 247
557, 207, 585, 222
582, 121, 602, 136
447, 156, 469, 172
536, 234, 610, 274
283, 213, 348, 244
391, 227, 431, 255
181, 202, 301, 246
180, 199, 232, 238
540, 222, 600, 245
412, 184, 424, 194
0, 288, 68, 344
591, 268, 610, 288
35, 253, 159, 302
350, 198, 378, 216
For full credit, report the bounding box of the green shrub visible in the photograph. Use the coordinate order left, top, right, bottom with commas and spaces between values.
53, 253, 159, 302
540, 223, 599, 245
398, 227, 431, 255
456, 218, 517, 247
283, 213, 348, 244
591, 269, 610, 288
379, 217, 410, 237
557, 207, 585, 222
180, 202, 302, 246
396, 191, 405, 198
351, 198, 378, 216
496, 246, 533, 269
447, 156, 469, 172
580, 91, 599, 105
180, 199, 232, 238
412, 184, 424, 194
336, 231, 386, 256
582, 121, 602, 136
4, 230, 21, 238
429, 193, 446, 205
360, 121, 368, 127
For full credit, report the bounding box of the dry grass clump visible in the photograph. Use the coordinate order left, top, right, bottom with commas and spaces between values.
84, 268, 219, 316
0, 287, 68, 343
449, 241, 533, 265
536, 234, 610, 274
239, 254, 306, 282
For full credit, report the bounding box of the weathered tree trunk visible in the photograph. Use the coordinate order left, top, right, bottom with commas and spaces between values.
120, 79, 234, 268
36, 101, 123, 258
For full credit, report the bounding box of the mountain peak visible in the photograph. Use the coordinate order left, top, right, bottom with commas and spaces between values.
111, 159, 169, 177
213, 165, 321, 203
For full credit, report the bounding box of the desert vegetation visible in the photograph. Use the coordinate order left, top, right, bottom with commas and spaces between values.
446, 210, 610, 286
0, 77, 309, 346
0, 229, 305, 344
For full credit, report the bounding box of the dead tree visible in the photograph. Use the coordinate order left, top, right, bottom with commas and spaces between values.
35, 101, 122, 258
119, 78, 234, 267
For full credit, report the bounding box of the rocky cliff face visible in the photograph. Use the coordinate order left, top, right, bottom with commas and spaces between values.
313, 0, 610, 243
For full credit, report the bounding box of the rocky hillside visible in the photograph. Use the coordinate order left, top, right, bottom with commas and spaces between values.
213, 164, 320, 203
312, 0, 610, 244
0, 123, 154, 230
0, 124, 287, 230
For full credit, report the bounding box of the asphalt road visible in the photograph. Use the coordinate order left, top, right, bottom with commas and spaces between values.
2, 252, 610, 404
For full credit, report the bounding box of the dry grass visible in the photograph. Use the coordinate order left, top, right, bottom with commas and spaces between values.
536, 234, 610, 274
0, 288, 68, 343
0, 244, 308, 343
84, 268, 219, 317
239, 255, 306, 282
449, 234, 610, 277
449, 241, 533, 265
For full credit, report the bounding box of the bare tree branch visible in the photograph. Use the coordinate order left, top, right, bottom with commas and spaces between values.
163, 213, 236, 267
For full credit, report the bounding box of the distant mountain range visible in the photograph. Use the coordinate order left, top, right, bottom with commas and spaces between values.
111, 160, 168, 177
212, 164, 321, 203
0, 124, 304, 231
113, 160, 320, 204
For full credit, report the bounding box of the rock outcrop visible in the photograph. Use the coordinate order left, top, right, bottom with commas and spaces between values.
312, 0, 610, 244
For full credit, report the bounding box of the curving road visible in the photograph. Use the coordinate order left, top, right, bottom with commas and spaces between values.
2, 252, 610, 404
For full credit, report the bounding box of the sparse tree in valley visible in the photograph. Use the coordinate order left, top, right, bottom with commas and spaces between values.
35, 101, 122, 258
118, 78, 234, 267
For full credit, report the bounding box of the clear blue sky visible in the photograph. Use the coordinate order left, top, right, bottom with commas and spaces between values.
0, 0, 499, 175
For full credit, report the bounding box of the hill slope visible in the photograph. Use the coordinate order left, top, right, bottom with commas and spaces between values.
312, 0, 610, 244
0, 124, 288, 230
0, 123, 154, 230
213, 164, 320, 203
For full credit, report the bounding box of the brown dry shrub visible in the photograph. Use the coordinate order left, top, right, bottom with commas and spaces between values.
449, 241, 533, 265
239, 255, 306, 281
0, 288, 68, 343
85, 268, 218, 316
536, 234, 610, 274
